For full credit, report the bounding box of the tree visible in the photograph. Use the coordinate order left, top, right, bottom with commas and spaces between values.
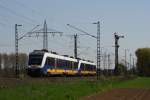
18, 53, 28, 72
9, 53, 15, 70
2, 53, 9, 69
118, 63, 126, 75
136, 48, 150, 76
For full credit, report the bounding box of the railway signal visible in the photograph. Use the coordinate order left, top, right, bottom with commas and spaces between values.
114, 33, 124, 75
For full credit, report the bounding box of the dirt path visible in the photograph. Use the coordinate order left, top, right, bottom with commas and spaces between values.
82, 88, 150, 100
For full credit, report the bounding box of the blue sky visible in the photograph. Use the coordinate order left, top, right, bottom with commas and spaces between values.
0, 0, 150, 62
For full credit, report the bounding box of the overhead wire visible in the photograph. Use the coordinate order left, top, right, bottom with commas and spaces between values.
13, 0, 44, 19
65, 24, 96, 60
0, 1, 73, 55
0, 22, 6, 26
0, 2, 39, 25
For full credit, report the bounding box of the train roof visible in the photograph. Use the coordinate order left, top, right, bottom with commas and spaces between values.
30, 50, 95, 65
44, 52, 78, 62
29, 50, 45, 55
79, 60, 96, 65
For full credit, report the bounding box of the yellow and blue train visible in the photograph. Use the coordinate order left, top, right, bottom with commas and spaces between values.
27, 50, 96, 76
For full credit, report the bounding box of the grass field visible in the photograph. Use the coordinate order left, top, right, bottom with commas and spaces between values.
0, 77, 150, 100
114, 77, 150, 89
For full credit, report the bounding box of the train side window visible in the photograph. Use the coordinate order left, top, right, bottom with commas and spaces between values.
57, 59, 60, 68
85, 64, 89, 71
56, 59, 60, 68
45, 57, 55, 68
70, 61, 72, 69
93, 65, 96, 71
91, 65, 94, 71
65, 61, 68, 69
85, 64, 88, 71
74, 62, 78, 69
91, 65, 93, 71
54, 58, 57, 68
91, 65, 95, 71
57, 59, 65, 69
62, 60, 66, 67
67, 61, 72, 69
61, 60, 67, 69
72, 62, 74, 69
50, 58, 55, 67
45, 58, 49, 65
84, 64, 87, 70
85, 64, 93, 71
89, 65, 92, 71
80, 63, 85, 70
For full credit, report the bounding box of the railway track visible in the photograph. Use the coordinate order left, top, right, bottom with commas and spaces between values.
27, 75, 97, 82
0, 76, 97, 87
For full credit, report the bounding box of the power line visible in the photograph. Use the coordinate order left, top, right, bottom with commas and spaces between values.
13, 0, 44, 18
0, 3, 39, 25
67, 24, 97, 38
28, 20, 63, 50
0, 9, 25, 26
67, 24, 96, 59
0, 22, 6, 26
0, 17, 10, 26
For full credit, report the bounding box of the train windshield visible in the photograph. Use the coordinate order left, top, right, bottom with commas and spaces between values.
28, 54, 43, 65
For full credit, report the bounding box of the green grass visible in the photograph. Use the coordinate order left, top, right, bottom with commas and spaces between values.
0, 77, 150, 100
0, 79, 106, 100
114, 77, 150, 89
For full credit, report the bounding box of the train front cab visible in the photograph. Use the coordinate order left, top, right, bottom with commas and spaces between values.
27, 52, 47, 76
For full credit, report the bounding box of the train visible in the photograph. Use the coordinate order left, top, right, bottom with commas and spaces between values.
27, 50, 96, 76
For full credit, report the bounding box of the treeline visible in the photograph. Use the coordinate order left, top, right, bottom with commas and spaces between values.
0, 53, 28, 77
136, 48, 150, 76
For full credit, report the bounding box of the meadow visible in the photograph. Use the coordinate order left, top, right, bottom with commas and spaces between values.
0, 77, 150, 100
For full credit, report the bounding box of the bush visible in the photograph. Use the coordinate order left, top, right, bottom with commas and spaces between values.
136, 48, 150, 76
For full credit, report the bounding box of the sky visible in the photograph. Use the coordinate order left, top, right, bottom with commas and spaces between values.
0, 0, 150, 63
